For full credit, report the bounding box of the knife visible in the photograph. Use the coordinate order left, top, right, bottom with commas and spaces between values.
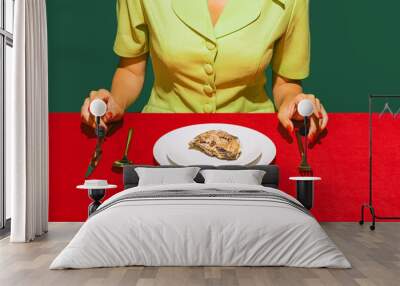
85, 137, 104, 178
85, 119, 105, 178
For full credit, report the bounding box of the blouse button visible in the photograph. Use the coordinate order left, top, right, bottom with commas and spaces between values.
203, 85, 214, 95
206, 41, 216, 50
203, 103, 214, 113
204, 64, 214, 75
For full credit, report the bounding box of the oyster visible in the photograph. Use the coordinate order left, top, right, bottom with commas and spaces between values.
188, 130, 241, 160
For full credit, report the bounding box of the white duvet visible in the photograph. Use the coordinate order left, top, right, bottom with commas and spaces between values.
50, 183, 351, 269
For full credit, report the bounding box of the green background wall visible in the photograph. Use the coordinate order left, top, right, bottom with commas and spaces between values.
47, 0, 400, 113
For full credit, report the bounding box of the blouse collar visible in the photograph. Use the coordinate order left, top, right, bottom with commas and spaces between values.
172, 0, 269, 43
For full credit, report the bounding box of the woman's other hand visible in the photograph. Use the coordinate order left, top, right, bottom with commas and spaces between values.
277, 93, 328, 141
80, 89, 125, 132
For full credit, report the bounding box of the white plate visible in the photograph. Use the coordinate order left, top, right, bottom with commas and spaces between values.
153, 123, 276, 166
166, 128, 261, 166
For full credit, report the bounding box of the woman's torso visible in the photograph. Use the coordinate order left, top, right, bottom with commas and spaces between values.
114, 0, 310, 113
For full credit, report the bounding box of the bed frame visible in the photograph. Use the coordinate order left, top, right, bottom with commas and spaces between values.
123, 165, 280, 189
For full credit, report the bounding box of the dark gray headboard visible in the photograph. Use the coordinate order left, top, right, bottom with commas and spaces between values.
123, 165, 279, 189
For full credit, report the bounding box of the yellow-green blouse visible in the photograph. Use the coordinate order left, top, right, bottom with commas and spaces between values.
114, 0, 310, 113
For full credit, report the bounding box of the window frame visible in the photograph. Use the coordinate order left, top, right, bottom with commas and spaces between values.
0, 0, 13, 232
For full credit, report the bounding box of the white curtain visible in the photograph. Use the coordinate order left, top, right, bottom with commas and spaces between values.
7, 0, 49, 242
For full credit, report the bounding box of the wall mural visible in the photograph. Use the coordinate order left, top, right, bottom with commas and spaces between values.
47, 0, 400, 222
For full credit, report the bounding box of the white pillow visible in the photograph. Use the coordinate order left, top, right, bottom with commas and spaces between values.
135, 167, 201, 186
200, 169, 266, 185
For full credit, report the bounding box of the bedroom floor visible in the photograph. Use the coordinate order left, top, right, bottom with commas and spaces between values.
0, 223, 399, 286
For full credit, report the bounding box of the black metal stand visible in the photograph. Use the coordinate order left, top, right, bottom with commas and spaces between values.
88, 189, 105, 216
359, 95, 400, 231
296, 181, 314, 210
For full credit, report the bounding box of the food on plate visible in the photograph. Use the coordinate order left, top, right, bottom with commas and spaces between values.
188, 130, 241, 160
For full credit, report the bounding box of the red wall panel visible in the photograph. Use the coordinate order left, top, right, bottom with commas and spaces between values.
49, 113, 400, 222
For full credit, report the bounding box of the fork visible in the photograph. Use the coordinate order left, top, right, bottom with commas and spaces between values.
294, 123, 313, 176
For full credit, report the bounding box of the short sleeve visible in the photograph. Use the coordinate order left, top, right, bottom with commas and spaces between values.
113, 0, 149, 58
271, 0, 310, 80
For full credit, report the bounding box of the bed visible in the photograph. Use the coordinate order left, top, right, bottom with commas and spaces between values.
50, 165, 350, 269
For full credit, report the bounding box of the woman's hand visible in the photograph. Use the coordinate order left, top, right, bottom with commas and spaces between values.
80, 55, 148, 133
277, 93, 328, 141
80, 89, 125, 132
